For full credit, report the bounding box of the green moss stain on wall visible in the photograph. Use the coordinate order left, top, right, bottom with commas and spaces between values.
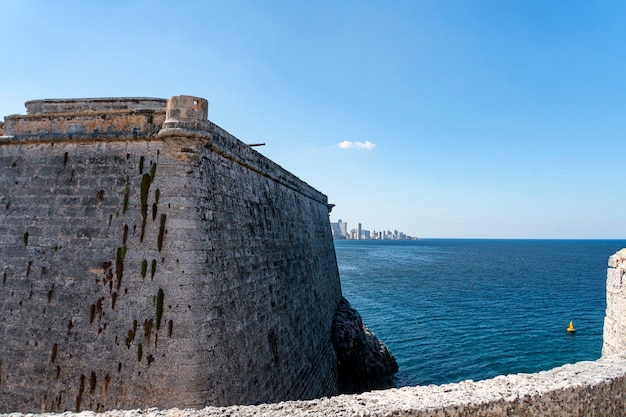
150, 259, 157, 280
158, 214, 166, 252
116, 247, 124, 290
156, 289, 164, 331
123, 187, 129, 215
152, 189, 160, 221
140, 174, 151, 242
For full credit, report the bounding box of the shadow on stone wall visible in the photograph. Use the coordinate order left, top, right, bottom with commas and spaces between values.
331, 297, 398, 394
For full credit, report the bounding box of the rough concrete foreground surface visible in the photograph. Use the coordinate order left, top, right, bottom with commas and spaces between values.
1, 96, 348, 412
4, 356, 625, 417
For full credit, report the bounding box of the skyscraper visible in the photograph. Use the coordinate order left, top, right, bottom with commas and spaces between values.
330, 219, 348, 239
338, 219, 347, 237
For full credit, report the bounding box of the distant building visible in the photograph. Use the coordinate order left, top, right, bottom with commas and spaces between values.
330, 219, 347, 239
338, 219, 347, 237
331, 219, 417, 240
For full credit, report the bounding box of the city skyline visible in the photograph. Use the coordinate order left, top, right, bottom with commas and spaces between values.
330, 219, 417, 240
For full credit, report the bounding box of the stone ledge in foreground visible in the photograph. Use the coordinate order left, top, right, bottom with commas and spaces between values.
3, 354, 625, 417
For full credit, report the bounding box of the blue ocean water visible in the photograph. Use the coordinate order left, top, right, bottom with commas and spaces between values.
334, 239, 626, 387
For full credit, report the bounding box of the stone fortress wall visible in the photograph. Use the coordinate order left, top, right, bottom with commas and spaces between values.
0, 96, 344, 412
1, 95, 626, 417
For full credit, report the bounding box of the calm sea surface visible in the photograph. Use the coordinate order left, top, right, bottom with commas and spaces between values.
334, 239, 626, 387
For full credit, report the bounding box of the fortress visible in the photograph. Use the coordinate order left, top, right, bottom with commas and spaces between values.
1, 95, 626, 416
0, 95, 395, 413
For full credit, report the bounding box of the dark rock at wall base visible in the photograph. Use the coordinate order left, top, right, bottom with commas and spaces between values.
331, 297, 399, 394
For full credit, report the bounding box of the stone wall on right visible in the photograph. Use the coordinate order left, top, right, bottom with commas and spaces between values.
603, 248, 626, 356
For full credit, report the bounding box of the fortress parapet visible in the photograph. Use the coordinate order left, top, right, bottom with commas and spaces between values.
24, 97, 167, 114
2, 96, 210, 140
162, 95, 209, 131
2, 97, 167, 139
2, 96, 211, 137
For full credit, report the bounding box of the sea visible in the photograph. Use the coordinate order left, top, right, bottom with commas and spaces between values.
334, 238, 626, 387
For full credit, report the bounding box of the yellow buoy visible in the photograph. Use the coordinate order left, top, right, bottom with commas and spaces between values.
567, 320, 576, 333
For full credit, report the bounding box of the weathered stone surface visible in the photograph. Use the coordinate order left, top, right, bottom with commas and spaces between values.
332, 297, 398, 393
24, 97, 167, 114
608, 248, 626, 269
603, 248, 626, 357
2, 102, 166, 138
2, 355, 626, 417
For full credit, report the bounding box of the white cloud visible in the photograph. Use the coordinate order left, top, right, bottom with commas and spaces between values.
337, 140, 376, 150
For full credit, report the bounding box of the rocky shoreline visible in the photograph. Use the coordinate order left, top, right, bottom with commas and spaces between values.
331, 297, 398, 393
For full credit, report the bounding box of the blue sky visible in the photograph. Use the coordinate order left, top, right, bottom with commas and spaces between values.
2, 0, 626, 239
